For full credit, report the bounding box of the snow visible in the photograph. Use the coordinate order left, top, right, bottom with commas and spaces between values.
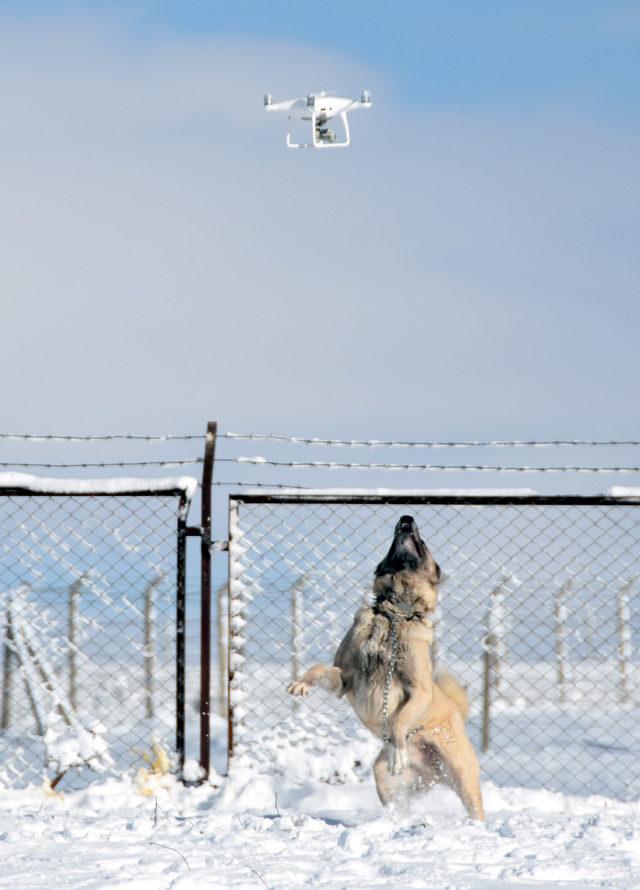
1, 752, 639, 889
0, 472, 198, 499
609, 487, 640, 498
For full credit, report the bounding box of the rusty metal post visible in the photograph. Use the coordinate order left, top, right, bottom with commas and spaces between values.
199, 421, 217, 780
176, 493, 188, 774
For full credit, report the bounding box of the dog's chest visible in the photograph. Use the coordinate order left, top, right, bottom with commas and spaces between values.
348, 613, 413, 686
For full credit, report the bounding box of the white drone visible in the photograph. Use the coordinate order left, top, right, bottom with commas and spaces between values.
263, 90, 372, 149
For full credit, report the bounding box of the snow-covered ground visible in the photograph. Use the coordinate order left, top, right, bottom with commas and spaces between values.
2, 759, 639, 889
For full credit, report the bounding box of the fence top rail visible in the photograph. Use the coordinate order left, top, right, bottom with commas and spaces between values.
0, 472, 199, 499
228, 489, 640, 507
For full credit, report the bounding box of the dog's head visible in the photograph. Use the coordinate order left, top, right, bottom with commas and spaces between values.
373, 515, 440, 613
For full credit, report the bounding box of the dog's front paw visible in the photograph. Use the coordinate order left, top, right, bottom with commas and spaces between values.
388, 743, 409, 775
287, 680, 311, 697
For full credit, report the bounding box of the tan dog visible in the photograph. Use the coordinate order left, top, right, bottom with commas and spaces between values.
287, 515, 484, 820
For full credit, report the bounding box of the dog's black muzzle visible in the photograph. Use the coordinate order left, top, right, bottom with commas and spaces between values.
375, 515, 429, 575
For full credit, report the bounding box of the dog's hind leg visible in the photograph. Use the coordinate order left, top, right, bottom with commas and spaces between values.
422, 722, 484, 820
286, 664, 342, 697
446, 747, 484, 821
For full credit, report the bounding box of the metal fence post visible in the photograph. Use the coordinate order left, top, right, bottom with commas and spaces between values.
199, 420, 217, 780
616, 578, 633, 703
1, 605, 13, 731
144, 574, 164, 720
555, 578, 572, 704
176, 493, 188, 774
291, 574, 306, 682
68, 575, 85, 713
481, 644, 491, 753
482, 576, 508, 750
290, 575, 306, 708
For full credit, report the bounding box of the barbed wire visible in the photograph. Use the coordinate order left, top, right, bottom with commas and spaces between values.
0, 459, 202, 469
222, 433, 640, 448
213, 480, 309, 489
1, 456, 638, 473
0, 433, 202, 443
1, 431, 639, 448
223, 457, 640, 474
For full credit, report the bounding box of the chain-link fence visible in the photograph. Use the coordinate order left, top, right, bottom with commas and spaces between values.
0, 478, 192, 789
228, 493, 640, 800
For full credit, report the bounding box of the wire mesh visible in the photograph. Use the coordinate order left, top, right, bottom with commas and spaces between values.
228, 494, 640, 800
0, 491, 185, 789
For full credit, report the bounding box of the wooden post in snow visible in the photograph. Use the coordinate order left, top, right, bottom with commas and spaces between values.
616, 578, 634, 704
481, 576, 509, 752
554, 578, 572, 704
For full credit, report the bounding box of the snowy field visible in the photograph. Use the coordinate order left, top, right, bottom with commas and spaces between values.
2, 724, 640, 890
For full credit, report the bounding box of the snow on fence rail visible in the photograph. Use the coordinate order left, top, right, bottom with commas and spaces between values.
0, 475, 194, 789
227, 492, 640, 800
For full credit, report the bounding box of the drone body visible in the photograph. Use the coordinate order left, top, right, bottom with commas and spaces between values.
263, 90, 372, 149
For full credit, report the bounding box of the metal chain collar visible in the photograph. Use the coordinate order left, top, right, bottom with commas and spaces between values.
381, 615, 399, 744
380, 614, 423, 747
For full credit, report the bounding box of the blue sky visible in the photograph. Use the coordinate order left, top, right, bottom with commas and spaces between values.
6, 0, 640, 110
0, 1, 639, 442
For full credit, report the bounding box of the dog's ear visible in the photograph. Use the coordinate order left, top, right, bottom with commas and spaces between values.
426, 552, 441, 585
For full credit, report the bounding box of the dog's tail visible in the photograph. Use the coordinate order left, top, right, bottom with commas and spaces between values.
435, 670, 469, 722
